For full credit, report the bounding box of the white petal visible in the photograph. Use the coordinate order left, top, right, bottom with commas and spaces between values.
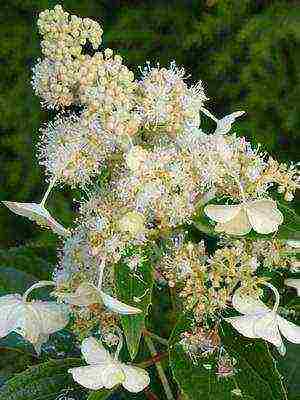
277, 316, 300, 344
101, 362, 125, 389
204, 204, 241, 223
69, 365, 106, 390
232, 291, 269, 315
30, 301, 69, 334
63, 283, 101, 306
215, 208, 251, 236
100, 292, 142, 315
225, 315, 258, 339
215, 111, 245, 134
246, 199, 283, 234
81, 337, 112, 365
253, 312, 283, 348
0, 295, 23, 337
15, 304, 43, 344
121, 364, 150, 393
284, 278, 300, 296
2, 201, 69, 237
70, 362, 125, 390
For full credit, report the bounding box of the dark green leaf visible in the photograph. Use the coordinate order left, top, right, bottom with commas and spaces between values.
192, 206, 217, 238
0, 357, 82, 400
169, 313, 288, 399
278, 343, 300, 400
115, 248, 154, 360
0, 349, 35, 387
276, 201, 300, 241
221, 322, 288, 400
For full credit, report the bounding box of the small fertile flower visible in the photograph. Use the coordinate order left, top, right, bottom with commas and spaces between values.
69, 337, 150, 392
205, 199, 283, 235
0, 281, 69, 354
225, 283, 300, 355
2, 201, 69, 237
285, 278, 300, 296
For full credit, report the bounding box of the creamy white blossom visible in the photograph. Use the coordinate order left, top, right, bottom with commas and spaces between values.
69, 337, 150, 392
205, 199, 283, 235
0, 281, 69, 354
225, 283, 300, 354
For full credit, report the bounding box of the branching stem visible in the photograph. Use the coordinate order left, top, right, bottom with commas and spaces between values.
143, 329, 169, 346
144, 335, 175, 400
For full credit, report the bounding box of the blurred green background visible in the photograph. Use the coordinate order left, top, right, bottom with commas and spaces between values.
1, 0, 300, 248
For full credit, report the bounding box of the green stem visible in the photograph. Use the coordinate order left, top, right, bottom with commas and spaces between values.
137, 352, 168, 368
143, 330, 169, 346
144, 335, 175, 400
40, 177, 57, 207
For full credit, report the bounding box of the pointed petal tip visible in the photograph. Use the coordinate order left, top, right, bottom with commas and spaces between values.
100, 291, 143, 315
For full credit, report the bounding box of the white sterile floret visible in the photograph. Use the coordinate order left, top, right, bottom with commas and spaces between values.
69, 337, 150, 392
0, 282, 69, 354
2, 201, 69, 237
215, 111, 245, 135
63, 282, 142, 315
204, 199, 283, 235
285, 279, 300, 296
225, 283, 300, 355
61, 260, 142, 315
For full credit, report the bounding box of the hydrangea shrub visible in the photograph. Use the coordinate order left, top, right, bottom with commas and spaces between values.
1, 5, 300, 400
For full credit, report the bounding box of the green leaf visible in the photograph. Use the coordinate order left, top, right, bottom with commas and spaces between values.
115, 248, 154, 360
221, 322, 288, 400
169, 313, 235, 400
169, 313, 288, 400
276, 201, 300, 241
278, 343, 300, 400
87, 388, 116, 400
0, 357, 82, 400
192, 206, 217, 237
0, 349, 35, 387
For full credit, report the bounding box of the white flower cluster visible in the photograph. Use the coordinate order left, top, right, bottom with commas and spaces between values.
1, 4, 300, 396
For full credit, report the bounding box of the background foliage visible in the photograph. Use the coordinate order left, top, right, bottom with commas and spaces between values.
0, 0, 299, 399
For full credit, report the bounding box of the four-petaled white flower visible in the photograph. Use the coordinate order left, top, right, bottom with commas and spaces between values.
215, 111, 245, 135
2, 201, 69, 237
0, 281, 69, 354
285, 278, 300, 296
62, 282, 142, 315
204, 199, 283, 235
69, 337, 150, 392
225, 283, 300, 355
